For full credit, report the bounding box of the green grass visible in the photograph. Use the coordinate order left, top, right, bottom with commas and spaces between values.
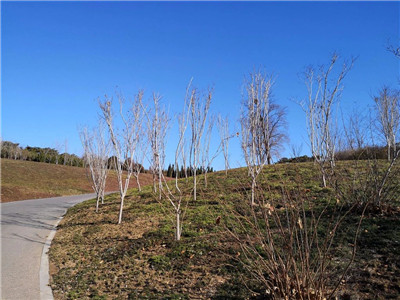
49, 161, 400, 299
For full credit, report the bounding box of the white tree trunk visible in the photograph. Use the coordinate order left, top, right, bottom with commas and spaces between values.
251, 178, 256, 206
176, 211, 181, 241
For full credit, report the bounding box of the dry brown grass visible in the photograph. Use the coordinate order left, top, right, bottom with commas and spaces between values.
0, 159, 155, 202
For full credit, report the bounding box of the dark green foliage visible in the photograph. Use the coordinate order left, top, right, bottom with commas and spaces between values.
278, 145, 390, 164
336, 145, 389, 161
164, 163, 214, 178
1, 140, 85, 167
278, 155, 313, 163
148, 255, 171, 270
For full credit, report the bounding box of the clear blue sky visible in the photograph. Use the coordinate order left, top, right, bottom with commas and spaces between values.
2, 1, 399, 170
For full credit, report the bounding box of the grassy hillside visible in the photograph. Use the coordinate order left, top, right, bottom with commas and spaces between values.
49, 161, 400, 299
0, 159, 154, 202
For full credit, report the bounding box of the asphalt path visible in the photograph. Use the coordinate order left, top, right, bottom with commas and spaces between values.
1, 194, 97, 300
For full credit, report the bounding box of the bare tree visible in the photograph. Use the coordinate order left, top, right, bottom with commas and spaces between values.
79, 120, 110, 213
241, 70, 287, 205
188, 85, 212, 201
159, 81, 204, 241
132, 134, 147, 192
136, 85, 189, 241
342, 107, 368, 152
1, 141, 20, 160
264, 102, 288, 164
200, 114, 239, 186
159, 127, 187, 241
200, 115, 215, 187
290, 143, 303, 160
387, 44, 400, 58
177, 112, 189, 180
54, 141, 63, 165
166, 83, 194, 241
141, 93, 169, 200
300, 53, 355, 187
99, 90, 143, 224
63, 139, 69, 166
14, 144, 22, 160
373, 86, 400, 161
217, 115, 231, 176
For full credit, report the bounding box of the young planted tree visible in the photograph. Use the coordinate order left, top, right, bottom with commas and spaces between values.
99, 90, 143, 224
342, 107, 368, 152
79, 120, 110, 213
175, 79, 196, 181
300, 53, 355, 187
141, 93, 169, 200
200, 114, 238, 186
177, 110, 189, 180
138, 84, 191, 241
160, 130, 187, 241
160, 81, 204, 241
188, 85, 212, 201
217, 115, 232, 176
241, 70, 287, 205
167, 84, 194, 241
132, 135, 146, 192
373, 86, 400, 161
200, 115, 215, 187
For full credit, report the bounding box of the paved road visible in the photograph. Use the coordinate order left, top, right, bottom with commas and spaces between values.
1, 194, 97, 300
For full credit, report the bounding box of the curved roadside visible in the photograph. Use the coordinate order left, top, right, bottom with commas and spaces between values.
39, 211, 68, 300
1, 194, 97, 300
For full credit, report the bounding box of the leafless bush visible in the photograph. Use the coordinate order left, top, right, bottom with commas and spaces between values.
223, 176, 365, 300
334, 150, 400, 213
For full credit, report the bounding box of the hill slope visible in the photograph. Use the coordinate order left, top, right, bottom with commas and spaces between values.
0, 159, 154, 202
49, 161, 400, 299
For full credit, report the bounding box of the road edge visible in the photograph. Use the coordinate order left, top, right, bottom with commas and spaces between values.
39, 214, 64, 300
38, 193, 114, 300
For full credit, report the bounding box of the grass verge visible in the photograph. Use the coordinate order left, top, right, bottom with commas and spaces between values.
49, 162, 400, 299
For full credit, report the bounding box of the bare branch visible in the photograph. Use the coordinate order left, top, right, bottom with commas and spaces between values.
299, 54, 355, 187
241, 70, 287, 205
99, 91, 143, 224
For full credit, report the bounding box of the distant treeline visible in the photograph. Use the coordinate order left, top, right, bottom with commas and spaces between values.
277, 144, 394, 164
1, 140, 215, 176
165, 164, 214, 178
1, 140, 84, 167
